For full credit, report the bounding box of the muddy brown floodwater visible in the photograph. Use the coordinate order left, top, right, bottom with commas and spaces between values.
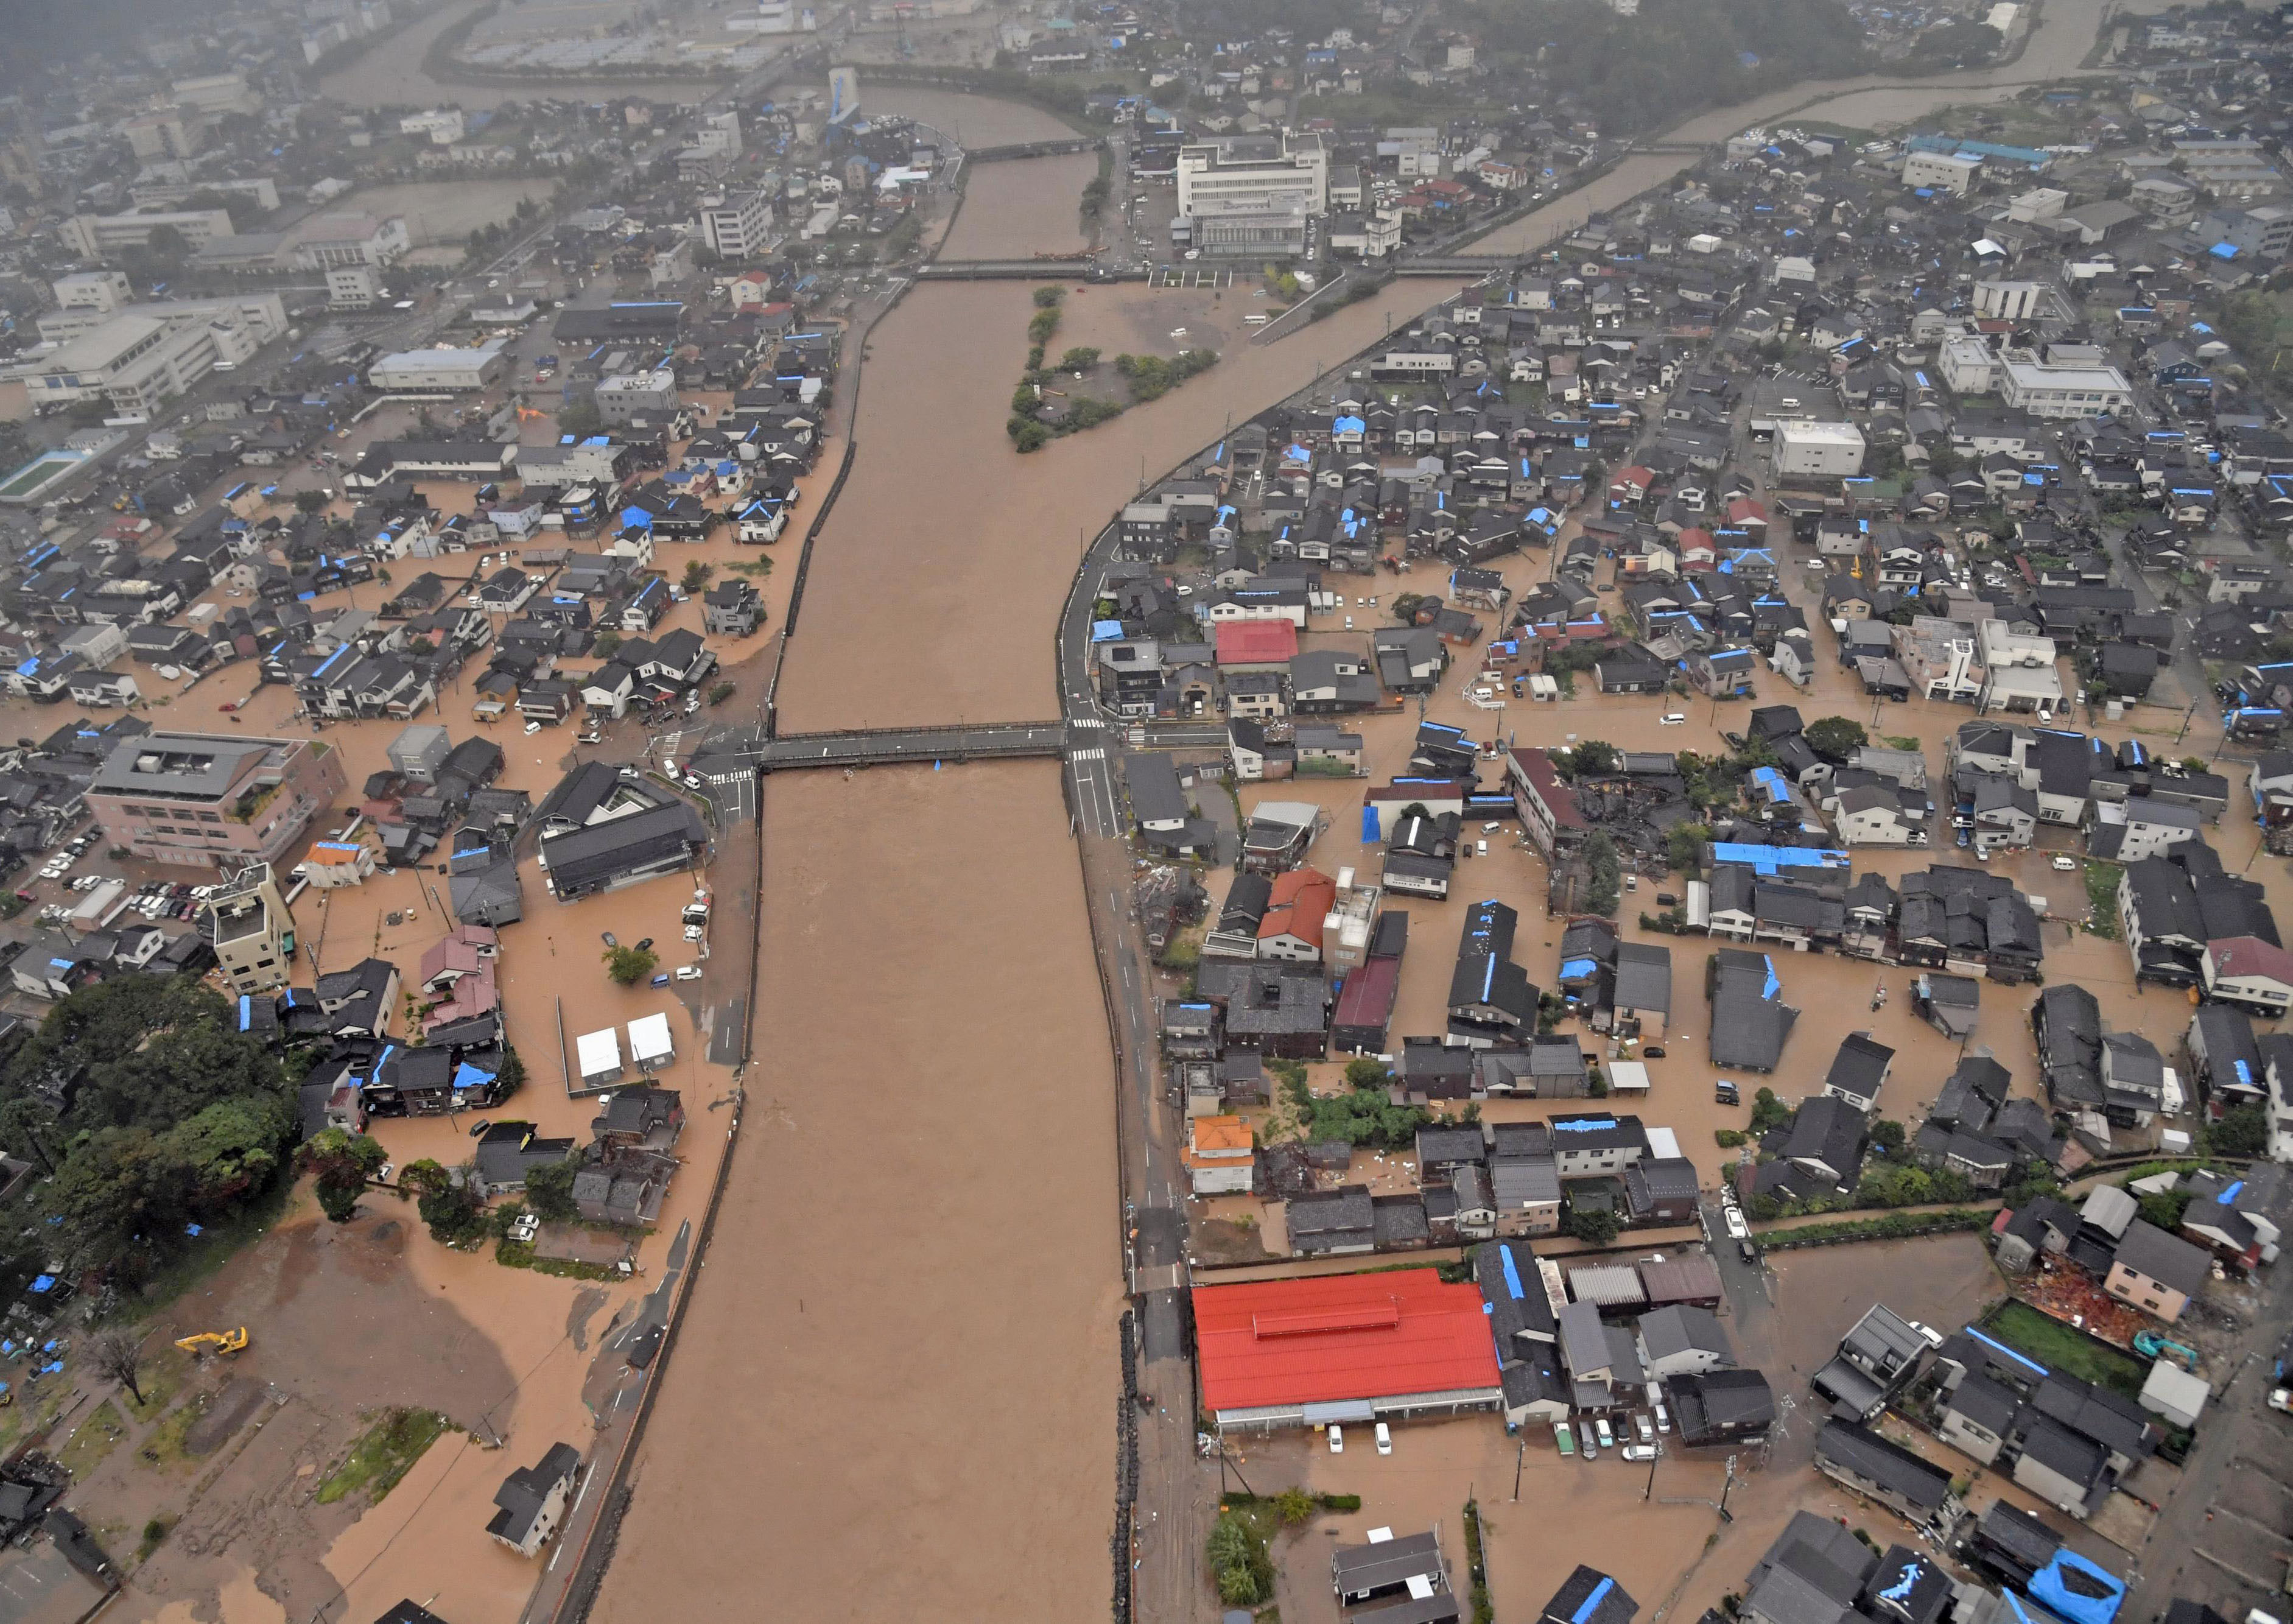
938, 153, 1100, 260
585, 5, 2198, 1619
589, 764, 1123, 1624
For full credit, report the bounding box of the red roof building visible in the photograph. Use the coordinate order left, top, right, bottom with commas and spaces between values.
1217, 620, 1300, 667
1192, 1269, 1503, 1427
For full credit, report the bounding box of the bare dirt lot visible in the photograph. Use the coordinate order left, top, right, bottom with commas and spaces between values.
331, 180, 557, 248
588, 762, 1122, 1624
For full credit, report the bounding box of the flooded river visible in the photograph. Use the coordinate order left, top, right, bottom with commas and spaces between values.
583, 1, 2184, 1619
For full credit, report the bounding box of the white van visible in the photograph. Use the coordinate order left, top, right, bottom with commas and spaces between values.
1243, 314, 1269, 327
1660, 712, 1687, 725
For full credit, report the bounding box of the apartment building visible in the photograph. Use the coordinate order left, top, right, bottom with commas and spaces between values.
206, 862, 297, 995
697, 190, 774, 258
88, 732, 346, 870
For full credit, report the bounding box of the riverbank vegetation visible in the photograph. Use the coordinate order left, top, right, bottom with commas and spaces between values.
1006, 286, 1219, 451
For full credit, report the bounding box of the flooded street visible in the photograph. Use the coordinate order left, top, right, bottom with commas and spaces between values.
939, 153, 1100, 259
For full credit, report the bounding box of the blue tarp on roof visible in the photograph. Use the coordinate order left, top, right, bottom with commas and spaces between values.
1966, 1325, 2048, 1376
1091, 620, 1124, 642
1553, 1117, 1618, 1133
1499, 1245, 1525, 1301
2027, 1550, 2126, 1624
1559, 957, 1598, 979
1361, 806, 1380, 842
1573, 1577, 1618, 1624
1709, 843, 1847, 873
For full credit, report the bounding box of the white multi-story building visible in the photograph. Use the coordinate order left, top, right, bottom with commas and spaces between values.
1996, 346, 2132, 419
1771, 421, 1867, 478
1974, 278, 2048, 321
1902, 150, 1982, 194
693, 110, 742, 156
1178, 131, 1328, 222
170, 72, 261, 116
328, 265, 381, 308
696, 191, 774, 259
128, 175, 280, 213
290, 213, 410, 269
39, 291, 287, 346
1939, 334, 1996, 394
52, 270, 131, 316
60, 208, 236, 258
399, 108, 466, 146
23, 311, 262, 414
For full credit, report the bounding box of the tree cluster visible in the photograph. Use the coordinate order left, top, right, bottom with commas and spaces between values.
0, 977, 298, 1285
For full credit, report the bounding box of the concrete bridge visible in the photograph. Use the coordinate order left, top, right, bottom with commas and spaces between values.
1626, 140, 1713, 155
969, 137, 1102, 161
753, 721, 1070, 772
918, 259, 1139, 281
1390, 254, 1515, 276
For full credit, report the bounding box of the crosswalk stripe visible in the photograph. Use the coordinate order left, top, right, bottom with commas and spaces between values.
1070, 748, 1105, 762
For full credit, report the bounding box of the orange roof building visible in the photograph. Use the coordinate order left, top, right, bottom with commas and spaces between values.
1183, 1114, 1256, 1195
1256, 866, 1336, 962
1193, 1269, 1503, 1429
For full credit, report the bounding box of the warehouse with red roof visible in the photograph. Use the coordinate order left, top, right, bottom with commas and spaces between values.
1193, 1268, 1504, 1432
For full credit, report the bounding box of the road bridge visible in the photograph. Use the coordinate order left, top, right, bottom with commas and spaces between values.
753, 721, 1071, 772
1390, 254, 1515, 275
918, 260, 1138, 281
969, 137, 1102, 161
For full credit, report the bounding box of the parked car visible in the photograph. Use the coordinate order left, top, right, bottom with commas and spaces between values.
2051, 854, 2077, 871
1328, 1425, 1344, 1454
1594, 1417, 1615, 1449
674, 965, 703, 982
1375, 1422, 1392, 1456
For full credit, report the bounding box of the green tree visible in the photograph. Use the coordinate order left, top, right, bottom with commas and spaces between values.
494, 1049, 527, 1102
1558, 740, 1618, 779
1803, 715, 1869, 762
1666, 821, 1709, 874
417, 1179, 488, 1245
1749, 1087, 1791, 1134
556, 399, 603, 438
2211, 1102, 2269, 1158
523, 1157, 578, 1223
1869, 1119, 1906, 1158
1031, 285, 1065, 309
1582, 831, 1622, 916
295, 489, 329, 515
707, 682, 736, 706
399, 1159, 451, 1197
1342, 1056, 1391, 1089
1568, 1205, 1619, 1246
680, 560, 714, 594
1056, 346, 1101, 371
300, 1127, 388, 1223
603, 944, 658, 986
1274, 1486, 1314, 1525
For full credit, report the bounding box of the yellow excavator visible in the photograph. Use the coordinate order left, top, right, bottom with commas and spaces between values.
174, 1327, 248, 1356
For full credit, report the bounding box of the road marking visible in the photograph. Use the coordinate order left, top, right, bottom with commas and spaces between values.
1070, 747, 1105, 762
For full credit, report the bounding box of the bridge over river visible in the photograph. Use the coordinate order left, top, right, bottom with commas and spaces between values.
693, 720, 1075, 778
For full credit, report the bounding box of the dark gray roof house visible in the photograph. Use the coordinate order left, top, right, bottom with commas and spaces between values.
538, 800, 707, 899
1813, 1419, 1956, 1524
486, 1441, 581, 1555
